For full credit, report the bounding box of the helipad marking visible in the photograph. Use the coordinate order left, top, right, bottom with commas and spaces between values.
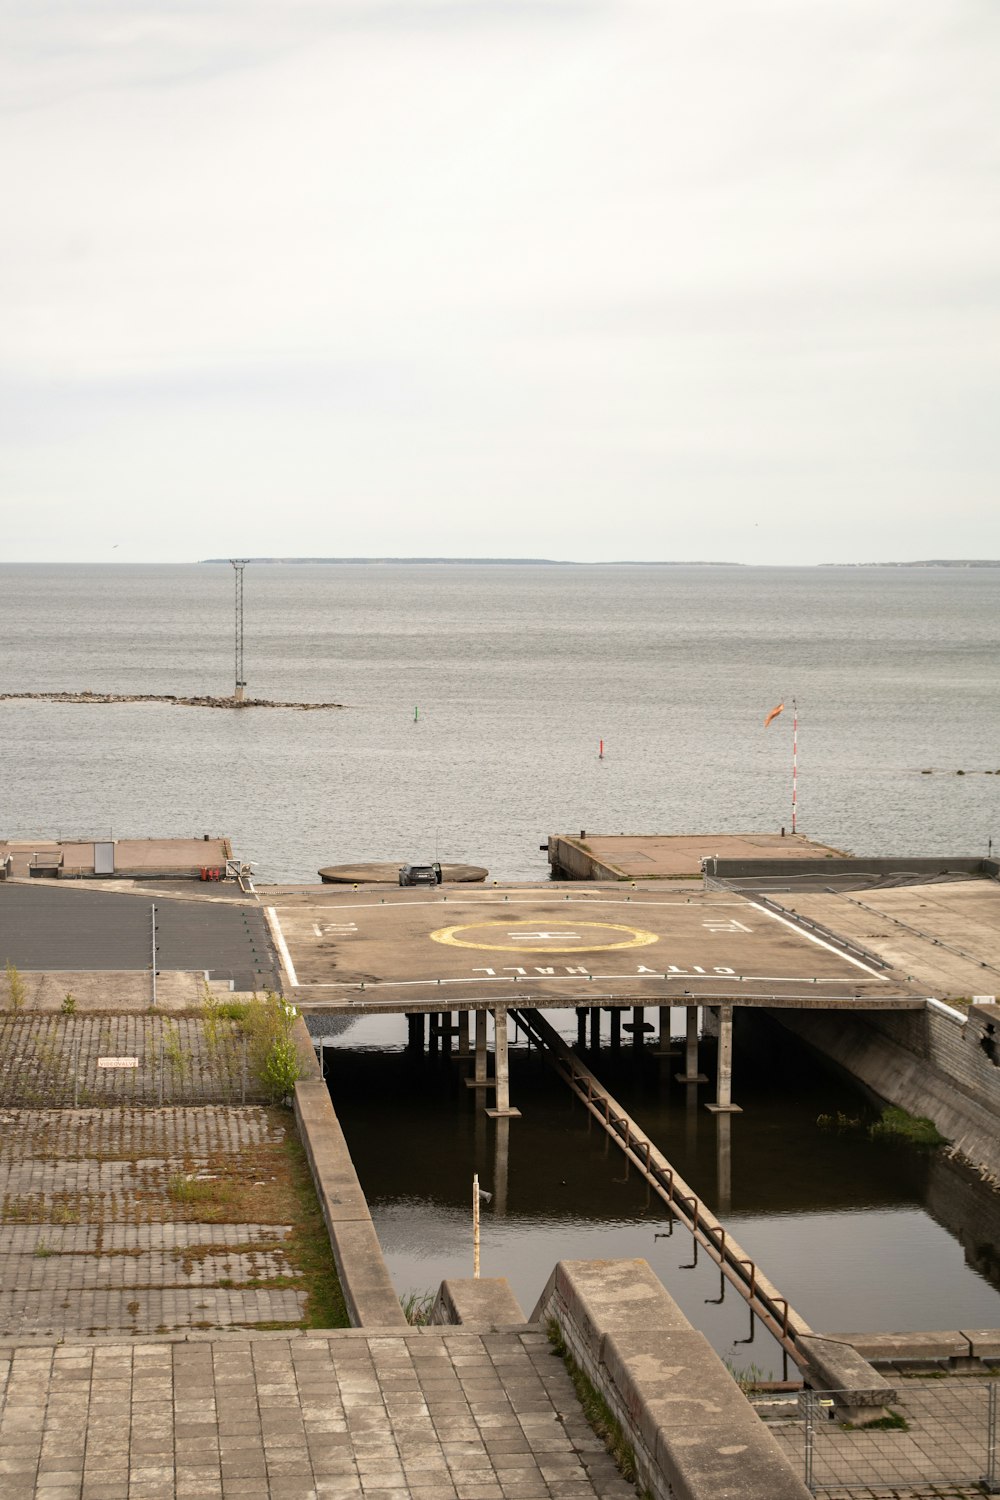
429, 920, 659, 954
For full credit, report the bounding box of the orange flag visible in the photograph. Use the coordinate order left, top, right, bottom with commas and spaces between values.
763, 702, 784, 728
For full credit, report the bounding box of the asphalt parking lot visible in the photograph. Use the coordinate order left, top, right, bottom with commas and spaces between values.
0, 884, 277, 991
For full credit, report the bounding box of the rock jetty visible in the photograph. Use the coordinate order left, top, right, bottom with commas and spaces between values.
0, 691, 345, 710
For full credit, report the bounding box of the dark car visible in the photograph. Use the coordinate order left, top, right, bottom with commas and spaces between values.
398, 862, 443, 887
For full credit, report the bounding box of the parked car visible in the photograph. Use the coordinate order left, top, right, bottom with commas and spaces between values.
398, 862, 443, 887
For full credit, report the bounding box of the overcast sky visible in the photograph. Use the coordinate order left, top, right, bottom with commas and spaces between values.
3, 0, 998, 563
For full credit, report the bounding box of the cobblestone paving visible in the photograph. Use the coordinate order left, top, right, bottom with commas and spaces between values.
0, 1328, 636, 1500
0, 1017, 261, 1106
0, 1108, 306, 1338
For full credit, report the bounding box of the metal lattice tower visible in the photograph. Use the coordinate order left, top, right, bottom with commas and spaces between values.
230, 559, 249, 701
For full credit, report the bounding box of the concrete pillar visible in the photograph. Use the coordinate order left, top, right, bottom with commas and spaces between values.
659, 1006, 670, 1051
493, 1116, 509, 1216
610, 1007, 622, 1051
589, 1006, 600, 1049
676, 1006, 707, 1084
706, 1004, 742, 1113
465, 1008, 491, 1092
486, 1007, 521, 1118
457, 1010, 471, 1057
576, 1008, 587, 1049
716, 1112, 732, 1214
406, 1013, 425, 1052
632, 1006, 644, 1051
428, 1012, 440, 1056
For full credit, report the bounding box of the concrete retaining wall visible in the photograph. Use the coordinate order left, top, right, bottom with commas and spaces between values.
430, 1278, 526, 1327
706, 855, 991, 883
771, 1001, 1000, 1177
533, 1258, 811, 1500
291, 1017, 406, 1328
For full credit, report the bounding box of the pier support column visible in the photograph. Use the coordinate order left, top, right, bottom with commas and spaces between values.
716, 1113, 732, 1214
609, 1007, 622, 1051
576, 1008, 587, 1049
676, 1006, 708, 1084
486, 1007, 521, 1119
493, 1117, 509, 1216
631, 1006, 644, 1051
589, 1006, 600, 1049
428, 1013, 440, 1056
406, 1013, 425, 1053
464, 1008, 491, 1093
457, 1011, 470, 1057
659, 1006, 670, 1051
706, 1004, 742, 1113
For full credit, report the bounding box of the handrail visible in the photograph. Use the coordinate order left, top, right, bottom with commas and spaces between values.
510, 1006, 814, 1365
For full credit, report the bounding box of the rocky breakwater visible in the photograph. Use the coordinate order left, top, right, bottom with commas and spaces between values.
0, 691, 345, 710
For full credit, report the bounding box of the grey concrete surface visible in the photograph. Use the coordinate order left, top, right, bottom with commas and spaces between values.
535, 1258, 812, 1500
0, 884, 276, 991
270, 886, 917, 1012
547, 831, 846, 881
0, 1327, 636, 1500
0, 1103, 305, 1340
291, 1022, 404, 1330
777, 880, 1000, 998
431, 1279, 527, 1328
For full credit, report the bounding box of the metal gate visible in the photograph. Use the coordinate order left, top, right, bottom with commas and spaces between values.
800, 1384, 1000, 1496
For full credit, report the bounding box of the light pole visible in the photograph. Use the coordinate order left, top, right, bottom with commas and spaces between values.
230, 559, 249, 702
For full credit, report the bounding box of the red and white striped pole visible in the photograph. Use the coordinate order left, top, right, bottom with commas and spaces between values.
791, 698, 798, 835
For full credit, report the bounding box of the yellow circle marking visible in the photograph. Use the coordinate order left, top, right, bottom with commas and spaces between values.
429, 919, 660, 954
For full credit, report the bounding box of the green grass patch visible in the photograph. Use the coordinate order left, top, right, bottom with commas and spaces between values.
400, 1290, 435, 1325
280, 1130, 348, 1330
869, 1106, 947, 1149
547, 1318, 639, 1486
841, 1409, 910, 1431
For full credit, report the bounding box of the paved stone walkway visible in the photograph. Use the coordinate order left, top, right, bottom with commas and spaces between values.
0, 1108, 308, 1338
0, 1328, 636, 1500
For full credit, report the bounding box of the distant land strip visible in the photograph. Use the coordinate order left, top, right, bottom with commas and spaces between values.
198, 556, 1000, 567
198, 556, 741, 566
0, 691, 345, 711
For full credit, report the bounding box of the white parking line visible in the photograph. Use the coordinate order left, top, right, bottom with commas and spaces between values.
266, 906, 299, 988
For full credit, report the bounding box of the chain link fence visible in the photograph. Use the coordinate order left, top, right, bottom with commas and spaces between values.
797, 1383, 1000, 1497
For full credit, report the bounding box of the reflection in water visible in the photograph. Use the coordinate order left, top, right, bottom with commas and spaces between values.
321, 1008, 1000, 1377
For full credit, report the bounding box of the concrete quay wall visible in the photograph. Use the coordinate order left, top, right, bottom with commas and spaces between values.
533, 1258, 811, 1500
291, 1017, 406, 1328
771, 1001, 1000, 1177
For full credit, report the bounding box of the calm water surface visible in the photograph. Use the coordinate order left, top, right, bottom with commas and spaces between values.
0, 563, 998, 879
3, 562, 999, 1363
322, 1007, 1000, 1375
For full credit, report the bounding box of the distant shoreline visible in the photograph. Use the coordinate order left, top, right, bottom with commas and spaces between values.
197, 557, 1000, 568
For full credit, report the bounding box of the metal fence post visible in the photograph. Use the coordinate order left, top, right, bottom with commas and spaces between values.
73, 1036, 79, 1109
241, 1034, 247, 1105
800, 1392, 815, 1495
984, 1381, 999, 1494
158, 1036, 164, 1107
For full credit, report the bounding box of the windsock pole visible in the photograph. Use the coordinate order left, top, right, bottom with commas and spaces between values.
791, 699, 798, 834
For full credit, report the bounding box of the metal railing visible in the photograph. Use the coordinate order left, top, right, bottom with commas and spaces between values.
798, 1383, 1000, 1496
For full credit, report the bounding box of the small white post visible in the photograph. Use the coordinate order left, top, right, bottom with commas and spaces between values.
473, 1172, 481, 1278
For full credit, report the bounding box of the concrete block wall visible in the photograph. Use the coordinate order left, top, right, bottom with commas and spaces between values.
533, 1258, 811, 1500
291, 1017, 407, 1328
773, 1002, 1000, 1177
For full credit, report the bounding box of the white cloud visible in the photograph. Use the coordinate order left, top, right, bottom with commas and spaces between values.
1, 0, 998, 560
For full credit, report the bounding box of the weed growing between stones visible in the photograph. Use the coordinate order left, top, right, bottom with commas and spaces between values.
5, 960, 26, 1013
817, 1105, 947, 1150
400, 1290, 435, 1325
201, 987, 302, 1105
547, 1317, 640, 1487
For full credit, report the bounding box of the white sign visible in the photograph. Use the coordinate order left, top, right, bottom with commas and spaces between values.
97, 1056, 139, 1069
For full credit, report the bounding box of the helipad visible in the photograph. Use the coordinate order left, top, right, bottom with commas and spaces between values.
266, 886, 923, 1013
